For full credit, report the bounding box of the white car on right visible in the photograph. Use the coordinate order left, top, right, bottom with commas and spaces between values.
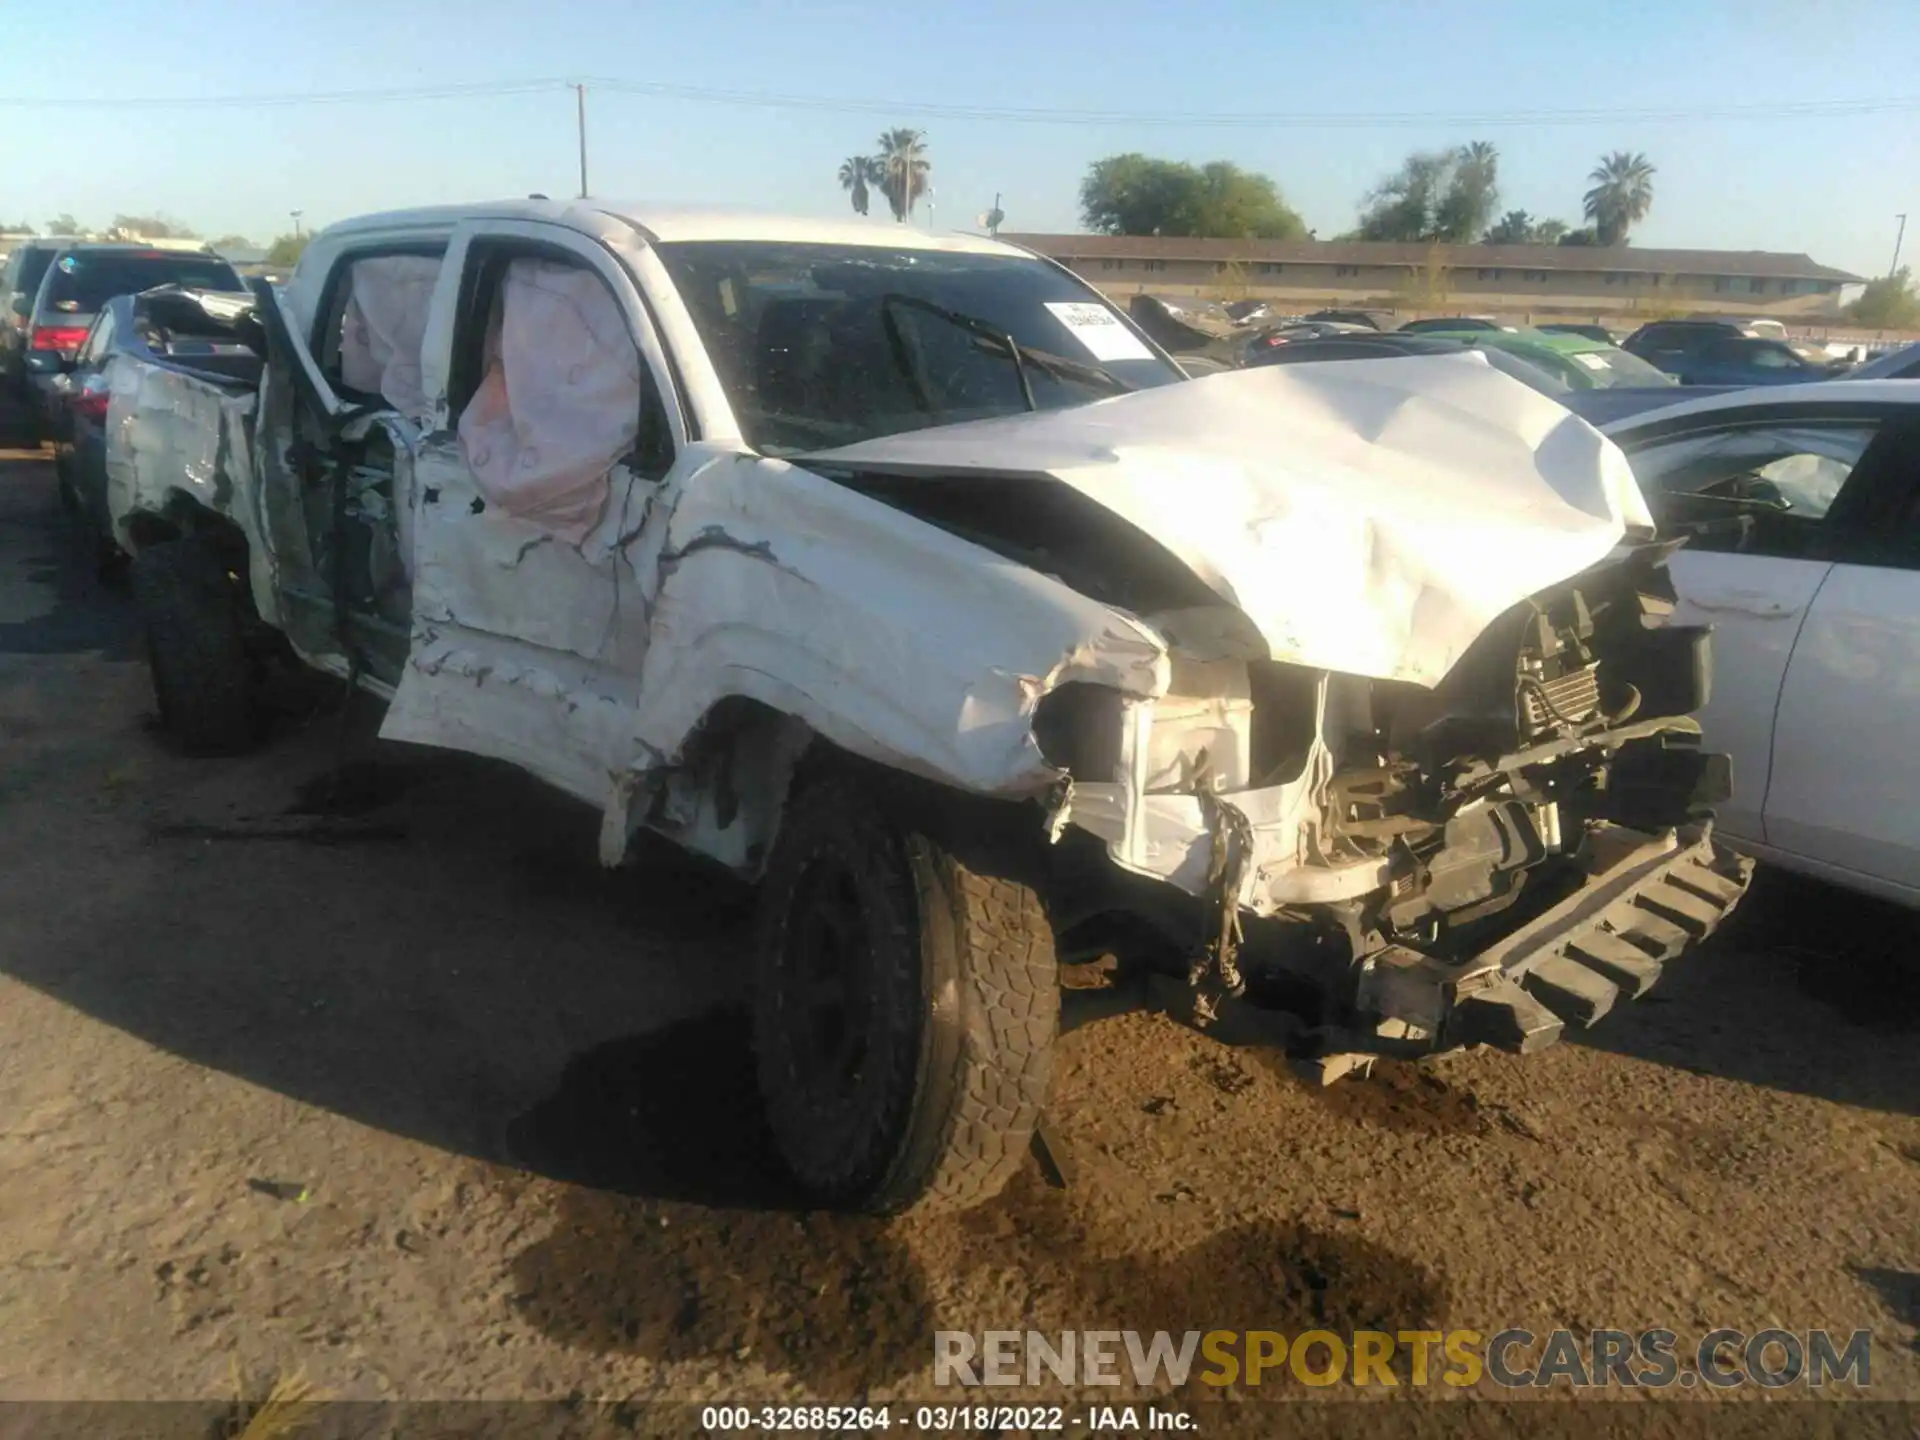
1602, 380, 1920, 907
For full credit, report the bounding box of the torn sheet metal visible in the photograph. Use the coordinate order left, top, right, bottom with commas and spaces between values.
384, 440, 1173, 829
807, 354, 1654, 689
103, 354, 256, 546
620, 451, 1171, 799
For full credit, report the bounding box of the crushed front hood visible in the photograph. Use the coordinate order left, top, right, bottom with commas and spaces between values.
806, 354, 1653, 687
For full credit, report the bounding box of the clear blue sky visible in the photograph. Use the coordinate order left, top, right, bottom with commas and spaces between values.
2, 0, 1914, 278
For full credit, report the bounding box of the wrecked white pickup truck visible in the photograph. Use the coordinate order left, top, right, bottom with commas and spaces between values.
105, 202, 1750, 1214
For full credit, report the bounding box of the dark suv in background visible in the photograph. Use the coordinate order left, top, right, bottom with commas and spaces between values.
19, 242, 246, 435
1620, 319, 1764, 375
1, 238, 79, 396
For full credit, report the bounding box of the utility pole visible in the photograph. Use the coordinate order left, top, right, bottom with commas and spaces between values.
1893, 213, 1908, 277
575, 83, 589, 199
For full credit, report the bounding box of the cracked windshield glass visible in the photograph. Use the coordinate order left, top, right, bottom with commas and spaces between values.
655, 241, 1184, 453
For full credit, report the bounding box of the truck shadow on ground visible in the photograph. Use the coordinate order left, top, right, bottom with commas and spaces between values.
1571, 865, 1920, 1118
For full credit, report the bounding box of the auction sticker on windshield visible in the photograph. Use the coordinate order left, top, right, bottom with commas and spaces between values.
1044, 302, 1154, 362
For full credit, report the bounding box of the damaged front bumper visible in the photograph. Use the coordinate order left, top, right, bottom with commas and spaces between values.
1340, 820, 1751, 1062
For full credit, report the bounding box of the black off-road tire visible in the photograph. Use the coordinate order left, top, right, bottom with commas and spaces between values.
753, 776, 1059, 1215
129, 537, 259, 756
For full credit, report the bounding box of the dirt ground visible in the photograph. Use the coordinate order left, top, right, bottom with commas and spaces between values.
0, 425, 1916, 1434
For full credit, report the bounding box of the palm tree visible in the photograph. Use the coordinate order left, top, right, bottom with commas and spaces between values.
838, 156, 876, 217
875, 128, 930, 223
1583, 151, 1656, 246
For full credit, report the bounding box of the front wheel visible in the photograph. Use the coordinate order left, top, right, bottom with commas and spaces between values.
753, 776, 1059, 1214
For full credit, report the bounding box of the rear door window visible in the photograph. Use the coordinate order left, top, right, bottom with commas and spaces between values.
40, 253, 245, 314
10, 247, 56, 300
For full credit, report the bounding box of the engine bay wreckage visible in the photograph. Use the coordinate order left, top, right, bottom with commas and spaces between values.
792, 361, 1751, 1066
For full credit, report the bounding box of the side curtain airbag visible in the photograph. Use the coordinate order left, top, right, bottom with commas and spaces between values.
456, 258, 641, 542
338, 255, 442, 417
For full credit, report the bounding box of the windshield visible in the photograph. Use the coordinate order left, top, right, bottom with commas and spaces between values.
653, 241, 1183, 454
40, 253, 245, 314
1463, 344, 1571, 395
1558, 344, 1676, 389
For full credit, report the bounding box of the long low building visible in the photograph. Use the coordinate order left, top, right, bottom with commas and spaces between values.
1002, 233, 1864, 321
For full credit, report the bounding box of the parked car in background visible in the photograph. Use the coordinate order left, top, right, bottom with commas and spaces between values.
1667, 336, 1850, 388
1241, 320, 1372, 363
1241, 329, 1571, 399
1, 238, 77, 396
1685, 313, 1788, 340
98, 199, 1746, 1213
1621, 318, 1770, 375
51, 287, 263, 566
1302, 308, 1393, 330
1601, 381, 1920, 907
1414, 326, 1677, 392
1537, 323, 1619, 345
1844, 341, 1920, 380
21, 241, 246, 436
1399, 315, 1514, 334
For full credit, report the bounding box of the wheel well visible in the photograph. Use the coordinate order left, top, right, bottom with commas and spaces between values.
643, 697, 1056, 888
123, 496, 249, 570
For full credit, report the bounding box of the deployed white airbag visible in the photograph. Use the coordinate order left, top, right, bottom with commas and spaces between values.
338, 255, 442, 416
457, 259, 642, 543
809, 354, 1655, 688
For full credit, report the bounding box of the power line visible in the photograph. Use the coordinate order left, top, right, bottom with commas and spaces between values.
1, 75, 1916, 128
0, 79, 569, 109
584, 80, 1920, 129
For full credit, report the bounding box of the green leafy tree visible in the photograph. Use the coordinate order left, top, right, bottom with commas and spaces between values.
1532, 218, 1570, 245
1558, 227, 1601, 246
1435, 141, 1500, 242
1847, 268, 1920, 328
44, 213, 81, 235
1354, 150, 1449, 242
1355, 142, 1500, 243
1583, 151, 1656, 246
210, 234, 257, 253
265, 232, 309, 267
837, 155, 880, 216
876, 129, 930, 223
1079, 154, 1307, 239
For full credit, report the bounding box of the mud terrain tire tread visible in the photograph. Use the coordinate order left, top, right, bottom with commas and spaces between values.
130, 537, 258, 757
754, 776, 1058, 1215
